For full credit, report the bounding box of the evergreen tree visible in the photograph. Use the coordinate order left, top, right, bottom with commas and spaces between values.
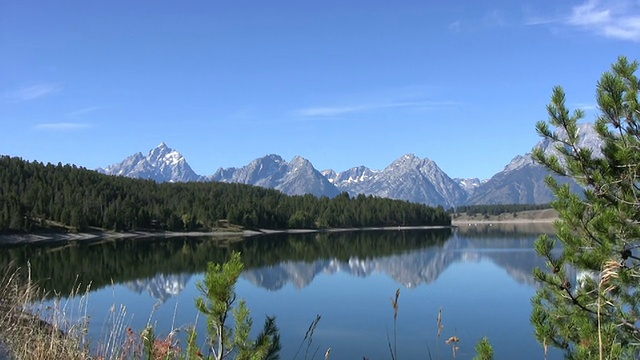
531, 56, 640, 359
472, 337, 494, 360
191, 252, 280, 360
0, 153, 450, 234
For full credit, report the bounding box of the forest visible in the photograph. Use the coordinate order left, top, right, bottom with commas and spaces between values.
0, 155, 450, 233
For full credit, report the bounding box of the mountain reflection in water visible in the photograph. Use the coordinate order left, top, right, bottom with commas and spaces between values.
0, 226, 563, 359
243, 224, 555, 291
1, 225, 552, 299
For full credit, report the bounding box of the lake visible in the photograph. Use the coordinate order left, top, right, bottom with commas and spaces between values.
0, 224, 563, 359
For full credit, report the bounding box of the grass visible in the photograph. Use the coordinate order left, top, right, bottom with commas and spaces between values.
0, 265, 92, 359
0, 254, 278, 360
0, 265, 183, 360
0, 264, 493, 360
292, 314, 322, 360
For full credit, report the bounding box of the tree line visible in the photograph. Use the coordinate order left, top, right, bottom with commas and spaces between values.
0, 155, 450, 233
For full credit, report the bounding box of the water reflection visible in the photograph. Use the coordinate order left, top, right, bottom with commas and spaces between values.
243, 227, 551, 291
125, 273, 192, 303
0, 226, 552, 297
0, 229, 449, 296
0, 227, 562, 359
454, 222, 555, 237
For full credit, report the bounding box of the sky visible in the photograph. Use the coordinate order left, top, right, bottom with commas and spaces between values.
1, 0, 639, 180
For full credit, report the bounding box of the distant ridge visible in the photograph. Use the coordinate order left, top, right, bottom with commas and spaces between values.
210, 154, 340, 198
97, 122, 603, 206
466, 123, 600, 205
324, 154, 467, 208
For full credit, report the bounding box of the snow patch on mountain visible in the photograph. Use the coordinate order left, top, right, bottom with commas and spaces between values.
324, 154, 467, 207
99, 143, 201, 183
97, 122, 604, 206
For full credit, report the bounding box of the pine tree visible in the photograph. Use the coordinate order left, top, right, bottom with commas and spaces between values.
531, 56, 640, 359
192, 252, 281, 359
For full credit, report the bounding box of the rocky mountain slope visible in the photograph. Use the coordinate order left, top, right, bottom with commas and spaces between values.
324, 154, 467, 208
454, 178, 483, 195
210, 154, 340, 198
97, 142, 201, 182
466, 123, 600, 205
97, 123, 603, 206
321, 166, 378, 196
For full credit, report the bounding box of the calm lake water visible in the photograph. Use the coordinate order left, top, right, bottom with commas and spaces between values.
1, 224, 564, 359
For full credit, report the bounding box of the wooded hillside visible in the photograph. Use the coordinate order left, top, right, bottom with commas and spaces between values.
0, 155, 450, 232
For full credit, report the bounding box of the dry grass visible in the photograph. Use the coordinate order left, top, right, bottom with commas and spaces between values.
0, 265, 92, 359
0, 265, 186, 360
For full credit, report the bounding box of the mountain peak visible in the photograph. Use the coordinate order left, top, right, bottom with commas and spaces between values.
151, 142, 173, 157
402, 153, 419, 162
212, 154, 339, 197
387, 154, 439, 172
466, 123, 602, 205
503, 154, 535, 172
266, 154, 284, 163
249, 154, 285, 167
329, 153, 466, 207
100, 143, 200, 183
289, 155, 310, 166
389, 153, 419, 167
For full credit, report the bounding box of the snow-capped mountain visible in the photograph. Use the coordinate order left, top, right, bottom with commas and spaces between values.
211, 155, 341, 198
98, 142, 201, 182
370, 154, 468, 208
454, 178, 484, 196
211, 154, 466, 206
466, 123, 601, 205
324, 154, 467, 208
321, 166, 379, 197
96, 122, 603, 206
209, 154, 287, 188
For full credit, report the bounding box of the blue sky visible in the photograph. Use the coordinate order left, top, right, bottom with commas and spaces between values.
1, 0, 639, 180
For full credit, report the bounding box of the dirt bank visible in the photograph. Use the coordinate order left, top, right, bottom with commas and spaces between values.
452, 208, 558, 225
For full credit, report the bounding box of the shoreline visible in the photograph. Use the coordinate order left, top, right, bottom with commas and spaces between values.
0, 218, 558, 246
0, 225, 452, 246
0, 229, 247, 246
451, 218, 556, 225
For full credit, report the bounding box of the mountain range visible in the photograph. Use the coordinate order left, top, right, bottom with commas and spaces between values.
98, 123, 602, 207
